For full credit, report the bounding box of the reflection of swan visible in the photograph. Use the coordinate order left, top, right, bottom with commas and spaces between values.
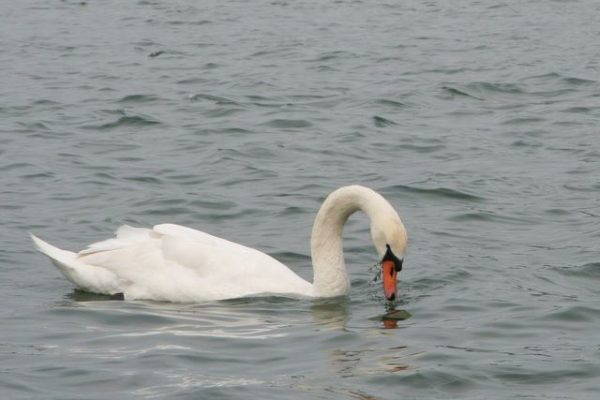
310, 297, 351, 330
31, 185, 407, 302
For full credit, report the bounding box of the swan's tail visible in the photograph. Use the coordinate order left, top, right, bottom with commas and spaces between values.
30, 234, 79, 278
30, 234, 122, 295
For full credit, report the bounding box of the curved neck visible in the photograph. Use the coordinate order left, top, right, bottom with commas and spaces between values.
310, 185, 398, 297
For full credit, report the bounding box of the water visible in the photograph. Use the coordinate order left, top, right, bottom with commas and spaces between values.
1, 0, 600, 398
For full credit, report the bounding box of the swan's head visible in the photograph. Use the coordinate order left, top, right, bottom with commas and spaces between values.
371, 217, 407, 302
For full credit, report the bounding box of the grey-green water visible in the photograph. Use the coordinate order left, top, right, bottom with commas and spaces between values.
2, 0, 600, 399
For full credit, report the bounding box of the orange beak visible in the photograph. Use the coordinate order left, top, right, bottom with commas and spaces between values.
382, 259, 398, 301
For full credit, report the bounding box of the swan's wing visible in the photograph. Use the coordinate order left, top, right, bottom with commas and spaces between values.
154, 224, 314, 298
75, 226, 165, 290
78, 225, 156, 255
153, 224, 299, 277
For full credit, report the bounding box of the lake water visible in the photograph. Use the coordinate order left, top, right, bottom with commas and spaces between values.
1, 0, 600, 398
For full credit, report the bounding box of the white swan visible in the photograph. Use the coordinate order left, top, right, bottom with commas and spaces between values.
31, 185, 407, 302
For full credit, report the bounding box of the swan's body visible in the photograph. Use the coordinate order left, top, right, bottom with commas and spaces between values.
31, 185, 407, 302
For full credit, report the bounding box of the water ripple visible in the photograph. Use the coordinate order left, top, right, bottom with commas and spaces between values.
386, 184, 484, 201
83, 112, 162, 130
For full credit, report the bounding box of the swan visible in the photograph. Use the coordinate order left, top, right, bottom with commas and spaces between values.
30, 185, 407, 302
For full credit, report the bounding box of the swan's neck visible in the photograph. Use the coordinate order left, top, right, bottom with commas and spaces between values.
310, 185, 399, 297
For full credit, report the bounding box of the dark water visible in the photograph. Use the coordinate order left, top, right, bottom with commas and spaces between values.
2, 0, 600, 398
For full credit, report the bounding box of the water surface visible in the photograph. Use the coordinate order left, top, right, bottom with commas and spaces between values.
1, 0, 600, 399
